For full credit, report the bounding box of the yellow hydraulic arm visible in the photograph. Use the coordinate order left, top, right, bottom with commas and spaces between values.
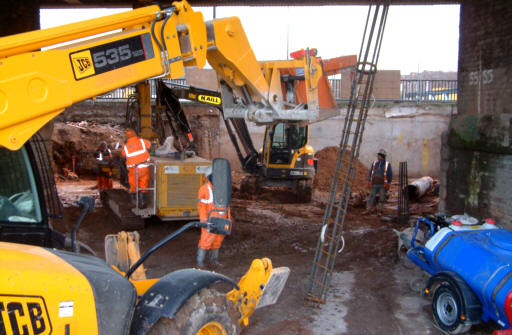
0, 0, 329, 151
0, 1, 208, 150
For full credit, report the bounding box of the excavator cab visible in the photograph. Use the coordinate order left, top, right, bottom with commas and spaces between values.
0, 134, 66, 248
266, 122, 309, 165
257, 121, 316, 201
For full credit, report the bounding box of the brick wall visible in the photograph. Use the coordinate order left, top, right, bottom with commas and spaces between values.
440, 0, 512, 227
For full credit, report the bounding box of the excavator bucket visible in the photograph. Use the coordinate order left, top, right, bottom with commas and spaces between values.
256, 266, 290, 309
104, 231, 147, 281
226, 258, 290, 327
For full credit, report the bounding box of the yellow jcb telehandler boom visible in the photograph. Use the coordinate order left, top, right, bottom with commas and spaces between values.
0, 2, 295, 334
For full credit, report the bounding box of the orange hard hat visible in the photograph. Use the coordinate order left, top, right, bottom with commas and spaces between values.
125, 128, 136, 138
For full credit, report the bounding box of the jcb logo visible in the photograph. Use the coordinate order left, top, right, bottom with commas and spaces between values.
70, 49, 96, 80
0, 295, 52, 335
73, 57, 92, 73
198, 95, 221, 105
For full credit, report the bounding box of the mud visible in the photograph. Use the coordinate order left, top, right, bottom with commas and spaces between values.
51, 124, 496, 334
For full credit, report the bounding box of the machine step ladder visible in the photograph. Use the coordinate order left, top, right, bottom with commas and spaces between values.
305, 1, 390, 305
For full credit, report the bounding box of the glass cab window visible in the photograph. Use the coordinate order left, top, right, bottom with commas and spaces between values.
0, 148, 42, 223
269, 123, 308, 164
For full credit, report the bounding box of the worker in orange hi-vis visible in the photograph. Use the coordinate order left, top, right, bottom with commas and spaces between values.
196, 171, 232, 269
121, 129, 151, 208
94, 141, 113, 191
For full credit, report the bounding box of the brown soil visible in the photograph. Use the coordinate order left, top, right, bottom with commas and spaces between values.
51, 126, 494, 334
52, 122, 125, 177
313, 146, 369, 193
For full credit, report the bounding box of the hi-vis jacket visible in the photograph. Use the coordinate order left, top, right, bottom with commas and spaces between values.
198, 181, 231, 223
368, 160, 392, 184
96, 148, 112, 161
122, 137, 151, 167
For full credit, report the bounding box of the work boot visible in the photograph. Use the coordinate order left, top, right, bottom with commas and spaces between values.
209, 249, 224, 269
129, 193, 137, 209
362, 203, 372, 215
377, 203, 383, 217
196, 248, 207, 270
139, 192, 148, 209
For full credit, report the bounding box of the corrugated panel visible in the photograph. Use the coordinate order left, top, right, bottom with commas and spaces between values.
166, 174, 199, 208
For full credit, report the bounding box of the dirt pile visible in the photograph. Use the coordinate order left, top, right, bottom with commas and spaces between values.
52, 122, 125, 177
313, 146, 370, 193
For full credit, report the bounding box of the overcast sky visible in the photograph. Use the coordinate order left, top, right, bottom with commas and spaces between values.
40, 4, 460, 75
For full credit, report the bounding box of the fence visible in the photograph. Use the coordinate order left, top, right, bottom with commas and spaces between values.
95, 79, 186, 101
400, 79, 457, 102
95, 78, 457, 103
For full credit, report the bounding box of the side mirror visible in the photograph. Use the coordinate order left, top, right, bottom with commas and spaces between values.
212, 158, 232, 208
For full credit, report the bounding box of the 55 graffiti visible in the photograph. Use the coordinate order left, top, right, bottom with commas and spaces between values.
469, 69, 494, 85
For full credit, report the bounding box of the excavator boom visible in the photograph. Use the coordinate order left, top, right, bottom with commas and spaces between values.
0, 0, 353, 151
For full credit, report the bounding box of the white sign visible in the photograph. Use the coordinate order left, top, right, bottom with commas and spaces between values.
59, 301, 74, 317
196, 165, 212, 175
164, 166, 180, 174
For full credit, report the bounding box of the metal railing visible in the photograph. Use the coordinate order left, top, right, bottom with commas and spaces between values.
400, 79, 457, 102
329, 78, 457, 102
94, 79, 186, 101
93, 78, 456, 103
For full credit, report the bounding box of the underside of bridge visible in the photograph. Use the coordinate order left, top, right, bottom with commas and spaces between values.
1, 0, 510, 225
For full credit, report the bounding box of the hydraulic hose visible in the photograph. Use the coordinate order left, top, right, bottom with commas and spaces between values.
125, 221, 199, 279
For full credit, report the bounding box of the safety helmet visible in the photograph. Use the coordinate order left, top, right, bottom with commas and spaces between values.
125, 128, 136, 138
378, 149, 387, 157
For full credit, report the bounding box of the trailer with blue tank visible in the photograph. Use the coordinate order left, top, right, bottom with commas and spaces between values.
406, 214, 512, 334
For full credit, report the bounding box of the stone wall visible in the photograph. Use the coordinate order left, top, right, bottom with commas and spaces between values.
440, 0, 512, 227
60, 101, 452, 177
246, 103, 453, 177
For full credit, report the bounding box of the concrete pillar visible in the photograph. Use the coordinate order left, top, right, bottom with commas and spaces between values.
441, 0, 512, 227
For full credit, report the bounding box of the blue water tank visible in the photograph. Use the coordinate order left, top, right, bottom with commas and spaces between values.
435, 229, 512, 326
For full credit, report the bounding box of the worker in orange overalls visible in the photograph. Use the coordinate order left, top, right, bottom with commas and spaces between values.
196, 171, 231, 269
121, 129, 151, 208
95, 141, 113, 191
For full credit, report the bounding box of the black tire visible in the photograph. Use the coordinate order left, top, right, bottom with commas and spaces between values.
432, 283, 471, 334
296, 179, 312, 203
147, 287, 240, 335
240, 175, 260, 195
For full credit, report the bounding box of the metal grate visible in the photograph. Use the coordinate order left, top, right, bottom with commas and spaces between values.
398, 161, 410, 225
305, 0, 390, 305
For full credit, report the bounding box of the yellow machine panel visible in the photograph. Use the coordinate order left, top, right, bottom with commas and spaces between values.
0, 243, 99, 335
152, 155, 211, 219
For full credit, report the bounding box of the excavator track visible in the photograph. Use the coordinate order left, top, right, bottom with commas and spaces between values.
100, 189, 145, 230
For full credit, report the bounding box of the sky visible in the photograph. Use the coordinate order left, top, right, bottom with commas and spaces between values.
40, 4, 460, 75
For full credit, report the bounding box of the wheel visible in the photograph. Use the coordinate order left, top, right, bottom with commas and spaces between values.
147, 287, 240, 335
240, 175, 260, 195
296, 179, 312, 203
432, 283, 471, 334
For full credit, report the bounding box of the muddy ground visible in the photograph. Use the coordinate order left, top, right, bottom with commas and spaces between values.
52, 123, 496, 335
